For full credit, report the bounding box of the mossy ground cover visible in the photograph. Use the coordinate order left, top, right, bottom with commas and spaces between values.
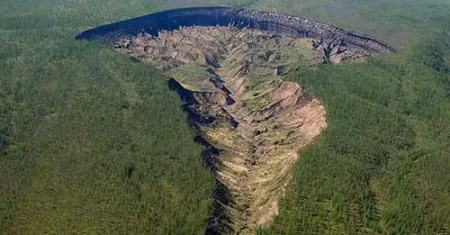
1, 0, 450, 234
169, 64, 215, 92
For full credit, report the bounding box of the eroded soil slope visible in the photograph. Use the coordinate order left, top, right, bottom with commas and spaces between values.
115, 27, 329, 234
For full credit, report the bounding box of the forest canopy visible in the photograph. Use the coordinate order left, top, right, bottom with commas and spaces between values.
1, 0, 450, 234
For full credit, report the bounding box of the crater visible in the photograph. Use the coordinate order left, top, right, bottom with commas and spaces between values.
77, 7, 395, 234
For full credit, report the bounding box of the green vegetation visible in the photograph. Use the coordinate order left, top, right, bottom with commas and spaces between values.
258, 36, 450, 234
0, 1, 215, 234
1, 0, 450, 234
169, 64, 215, 92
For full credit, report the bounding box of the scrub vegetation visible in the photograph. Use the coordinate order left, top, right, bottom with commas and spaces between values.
1, 0, 449, 234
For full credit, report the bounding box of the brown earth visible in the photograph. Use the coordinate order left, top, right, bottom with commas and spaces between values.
113, 26, 366, 234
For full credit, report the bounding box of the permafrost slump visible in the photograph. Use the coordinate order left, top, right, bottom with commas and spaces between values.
77, 7, 395, 234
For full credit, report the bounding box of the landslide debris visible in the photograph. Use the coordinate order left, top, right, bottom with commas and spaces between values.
115, 27, 328, 234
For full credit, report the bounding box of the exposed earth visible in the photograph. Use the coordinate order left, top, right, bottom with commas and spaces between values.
78, 7, 395, 235
114, 26, 361, 234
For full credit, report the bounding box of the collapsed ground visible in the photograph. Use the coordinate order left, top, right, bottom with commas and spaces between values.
114, 26, 384, 234
2, 2, 450, 235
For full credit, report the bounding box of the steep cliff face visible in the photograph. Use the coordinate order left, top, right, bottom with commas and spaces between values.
77, 7, 395, 234
76, 7, 396, 56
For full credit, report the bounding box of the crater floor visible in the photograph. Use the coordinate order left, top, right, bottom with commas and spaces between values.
115, 26, 329, 234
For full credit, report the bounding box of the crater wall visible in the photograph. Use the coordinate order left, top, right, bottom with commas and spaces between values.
76, 7, 395, 54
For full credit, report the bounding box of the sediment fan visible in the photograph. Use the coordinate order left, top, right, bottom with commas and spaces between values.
76, 7, 395, 235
